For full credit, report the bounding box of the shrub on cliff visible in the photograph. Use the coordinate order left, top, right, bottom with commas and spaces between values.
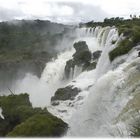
0, 93, 68, 137
7, 114, 68, 137
109, 39, 133, 61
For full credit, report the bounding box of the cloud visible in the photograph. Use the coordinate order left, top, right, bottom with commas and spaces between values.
0, 7, 26, 21
45, 2, 109, 23
0, 0, 109, 23
0, 0, 139, 23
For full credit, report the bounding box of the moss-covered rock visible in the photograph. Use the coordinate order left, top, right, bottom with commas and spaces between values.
0, 93, 68, 137
65, 41, 92, 78
0, 94, 31, 115
109, 24, 140, 62
73, 50, 92, 65
65, 44, 102, 78
109, 39, 133, 61
51, 86, 81, 102
73, 41, 89, 52
0, 94, 33, 136
72, 41, 91, 64
83, 62, 97, 71
7, 114, 68, 137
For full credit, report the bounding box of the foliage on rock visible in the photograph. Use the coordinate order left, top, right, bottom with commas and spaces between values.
0, 93, 68, 137
7, 114, 68, 137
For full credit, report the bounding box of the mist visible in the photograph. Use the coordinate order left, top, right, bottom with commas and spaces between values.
0, 20, 77, 95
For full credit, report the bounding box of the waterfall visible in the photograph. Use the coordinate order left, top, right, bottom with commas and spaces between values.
48, 27, 122, 122
40, 49, 74, 84
13, 27, 99, 107
8, 26, 140, 137
67, 55, 140, 137
14, 49, 74, 107
95, 27, 119, 79
65, 27, 140, 137
43, 26, 140, 137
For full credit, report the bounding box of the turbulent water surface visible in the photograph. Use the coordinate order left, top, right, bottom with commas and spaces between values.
3, 26, 140, 137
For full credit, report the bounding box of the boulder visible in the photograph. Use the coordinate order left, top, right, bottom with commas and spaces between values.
138, 51, 140, 57
83, 62, 97, 71
65, 41, 92, 78
64, 43, 102, 78
73, 41, 89, 52
73, 50, 92, 64
65, 60, 75, 78
51, 86, 81, 102
92, 50, 102, 60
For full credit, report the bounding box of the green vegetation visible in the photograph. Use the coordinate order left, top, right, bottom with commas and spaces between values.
0, 93, 68, 137
80, 17, 140, 29
0, 19, 70, 90
109, 25, 140, 61
109, 39, 133, 61
65, 41, 94, 78
7, 114, 67, 137
73, 41, 91, 64
0, 20, 66, 53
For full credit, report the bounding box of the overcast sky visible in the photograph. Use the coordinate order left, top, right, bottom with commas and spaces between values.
0, 0, 140, 24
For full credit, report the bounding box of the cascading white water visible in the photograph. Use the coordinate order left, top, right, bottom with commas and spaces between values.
13, 27, 98, 107
65, 27, 140, 137
67, 51, 140, 137
95, 27, 120, 79
5, 25, 140, 137
43, 26, 140, 137
48, 27, 122, 123
41, 49, 74, 84
14, 49, 74, 107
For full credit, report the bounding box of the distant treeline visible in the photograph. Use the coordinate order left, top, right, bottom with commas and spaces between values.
0, 20, 71, 89
80, 16, 140, 28
0, 19, 69, 55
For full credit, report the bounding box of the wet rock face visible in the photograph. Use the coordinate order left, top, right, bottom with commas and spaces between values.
83, 62, 97, 71
64, 41, 92, 78
65, 59, 75, 79
73, 41, 89, 52
138, 51, 140, 57
51, 86, 81, 102
73, 50, 92, 65
73, 41, 91, 64
64, 40, 102, 79
92, 50, 102, 60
